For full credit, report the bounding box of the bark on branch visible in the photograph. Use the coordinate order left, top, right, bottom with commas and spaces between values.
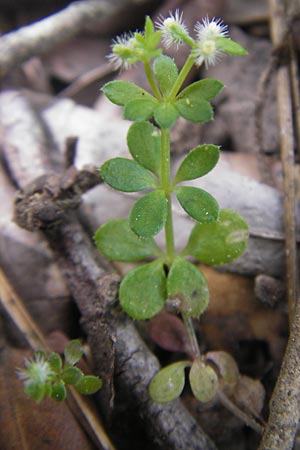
13, 168, 217, 450
0, 0, 138, 77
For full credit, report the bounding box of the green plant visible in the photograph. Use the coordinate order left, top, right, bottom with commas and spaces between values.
18, 340, 102, 403
95, 11, 249, 405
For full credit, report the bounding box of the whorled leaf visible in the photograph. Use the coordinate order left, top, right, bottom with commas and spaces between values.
100, 157, 157, 192
153, 55, 178, 96
153, 102, 179, 129
64, 340, 83, 366
51, 380, 67, 402
174, 186, 219, 223
184, 209, 249, 265
101, 80, 154, 106
174, 144, 220, 184
94, 219, 161, 262
129, 190, 168, 237
124, 98, 157, 121
127, 121, 161, 175
189, 359, 218, 403
216, 37, 248, 55
119, 261, 167, 319
177, 79, 224, 102
75, 375, 102, 395
62, 367, 83, 385
47, 353, 62, 373
175, 97, 213, 123
167, 257, 209, 318
149, 361, 190, 403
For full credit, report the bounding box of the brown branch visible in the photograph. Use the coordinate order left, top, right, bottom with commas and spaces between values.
0, 0, 139, 78
13, 170, 217, 450
258, 0, 300, 448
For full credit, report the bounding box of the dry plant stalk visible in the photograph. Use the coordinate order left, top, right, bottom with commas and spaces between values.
258, 0, 300, 448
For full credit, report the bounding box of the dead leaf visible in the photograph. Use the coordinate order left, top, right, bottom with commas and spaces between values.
148, 312, 191, 355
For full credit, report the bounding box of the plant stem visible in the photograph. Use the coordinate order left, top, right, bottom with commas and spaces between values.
218, 389, 264, 435
160, 128, 175, 262
182, 313, 201, 359
144, 60, 162, 100
168, 53, 196, 100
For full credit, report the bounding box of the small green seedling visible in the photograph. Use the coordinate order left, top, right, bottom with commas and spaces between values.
95, 11, 249, 406
18, 340, 102, 403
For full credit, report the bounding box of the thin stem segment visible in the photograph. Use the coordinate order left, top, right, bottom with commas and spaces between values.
144, 60, 162, 100
168, 53, 196, 100
182, 313, 201, 359
160, 128, 175, 262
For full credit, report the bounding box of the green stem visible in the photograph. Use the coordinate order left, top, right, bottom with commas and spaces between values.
144, 60, 162, 100
160, 128, 175, 262
168, 53, 196, 100
182, 313, 201, 359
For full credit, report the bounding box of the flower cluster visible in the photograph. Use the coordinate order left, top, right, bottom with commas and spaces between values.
108, 11, 245, 71
17, 352, 54, 403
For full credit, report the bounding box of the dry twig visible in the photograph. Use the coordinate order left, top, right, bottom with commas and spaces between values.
0, 0, 144, 78
258, 0, 300, 448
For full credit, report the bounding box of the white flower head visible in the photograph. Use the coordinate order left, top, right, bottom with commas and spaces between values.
156, 9, 190, 48
195, 16, 228, 41
193, 17, 228, 68
17, 353, 52, 386
107, 32, 138, 69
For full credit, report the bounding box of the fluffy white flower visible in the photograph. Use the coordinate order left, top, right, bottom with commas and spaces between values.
193, 17, 228, 68
156, 10, 190, 48
17, 353, 52, 386
194, 16, 228, 41
107, 33, 138, 69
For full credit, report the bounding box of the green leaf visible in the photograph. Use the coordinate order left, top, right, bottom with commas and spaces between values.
75, 375, 102, 395
185, 209, 249, 265
176, 97, 213, 123
145, 15, 155, 36
189, 359, 218, 403
175, 186, 219, 223
47, 353, 62, 373
174, 144, 220, 184
101, 80, 154, 106
62, 367, 83, 385
119, 261, 166, 319
24, 382, 45, 403
127, 122, 161, 175
64, 340, 83, 366
94, 219, 161, 262
51, 380, 67, 402
100, 158, 156, 192
124, 98, 156, 121
216, 37, 248, 55
149, 361, 189, 403
129, 190, 168, 237
153, 55, 178, 96
177, 79, 224, 102
154, 102, 179, 129
167, 257, 209, 318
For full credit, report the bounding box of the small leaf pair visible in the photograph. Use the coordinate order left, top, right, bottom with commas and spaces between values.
149, 358, 218, 403
102, 73, 223, 129
119, 257, 209, 320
